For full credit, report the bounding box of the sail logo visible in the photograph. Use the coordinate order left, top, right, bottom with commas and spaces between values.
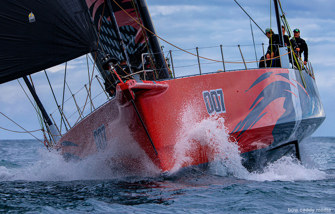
93, 125, 107, 152
28, 12, 36, 23
203, 89, 226, 115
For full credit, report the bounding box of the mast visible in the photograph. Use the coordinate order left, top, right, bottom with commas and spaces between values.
274, 0, 284, 47
135, 0, 170, 79
273, 0, 290, 68
23, 77, 61, 144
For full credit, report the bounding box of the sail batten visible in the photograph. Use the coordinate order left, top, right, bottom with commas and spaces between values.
0, 0, 97, 84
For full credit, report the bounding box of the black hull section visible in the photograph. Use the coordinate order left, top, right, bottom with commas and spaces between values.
241, 69, 325, 172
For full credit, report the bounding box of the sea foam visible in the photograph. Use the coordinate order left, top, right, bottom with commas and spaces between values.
0, 108, 328, 182
169, 104, 327, 182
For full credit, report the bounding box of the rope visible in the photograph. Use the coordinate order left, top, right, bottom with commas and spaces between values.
0, 112, 44, 143
0, 126, 41, 133
116, 63, 140, 81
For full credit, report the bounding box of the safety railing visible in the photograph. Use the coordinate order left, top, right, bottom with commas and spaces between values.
140, 44, 314, 80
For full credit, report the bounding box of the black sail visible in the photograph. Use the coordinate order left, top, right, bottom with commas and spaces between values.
0, 0, 97, 84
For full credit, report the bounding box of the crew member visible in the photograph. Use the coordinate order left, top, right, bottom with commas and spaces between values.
282, 25, 297, 63
292, 28, 308, 65
265, 28, 281, 67
282, 25, 290, 46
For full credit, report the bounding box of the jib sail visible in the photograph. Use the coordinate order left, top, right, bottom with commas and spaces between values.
86, 0, 170, 79
0, 0, 98, 84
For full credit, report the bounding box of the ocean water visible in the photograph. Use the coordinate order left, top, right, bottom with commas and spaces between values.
0, 136, 334, 213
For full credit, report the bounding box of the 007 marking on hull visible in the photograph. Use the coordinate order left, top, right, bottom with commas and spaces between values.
203, 89, 226, 115
93, 125, 107, 152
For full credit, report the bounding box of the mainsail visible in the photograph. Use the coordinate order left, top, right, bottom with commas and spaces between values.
0, 0, 97, 84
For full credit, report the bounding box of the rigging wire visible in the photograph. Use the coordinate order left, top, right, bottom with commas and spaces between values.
0, 111, 43, 143
0, 125, 41, 133
233, 0, 266, 35
250, 19, 258, 67
44, 70, 68, 133
87, 54, 91, 92
72, 55, 98, 126
17, 80, 40, 118
2, 80, 44, 136
60, 62, 68, 132
16, 78, 53, 143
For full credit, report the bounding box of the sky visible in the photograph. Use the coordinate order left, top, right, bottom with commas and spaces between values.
0, 0, 334, 139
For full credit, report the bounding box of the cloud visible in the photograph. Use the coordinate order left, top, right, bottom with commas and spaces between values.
47, 64, 76, 73
150, 5, 207, 16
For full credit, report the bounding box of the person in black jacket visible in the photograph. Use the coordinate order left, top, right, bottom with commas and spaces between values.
265, 28, 281, 67
282, 25, 297, 63
282, 25, 297, 48
292, 28, 308, 65
282, 25, 290, 47
259, 28, 280, 68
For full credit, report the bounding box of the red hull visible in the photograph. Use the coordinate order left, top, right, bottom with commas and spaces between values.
55, 68, 325, 172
